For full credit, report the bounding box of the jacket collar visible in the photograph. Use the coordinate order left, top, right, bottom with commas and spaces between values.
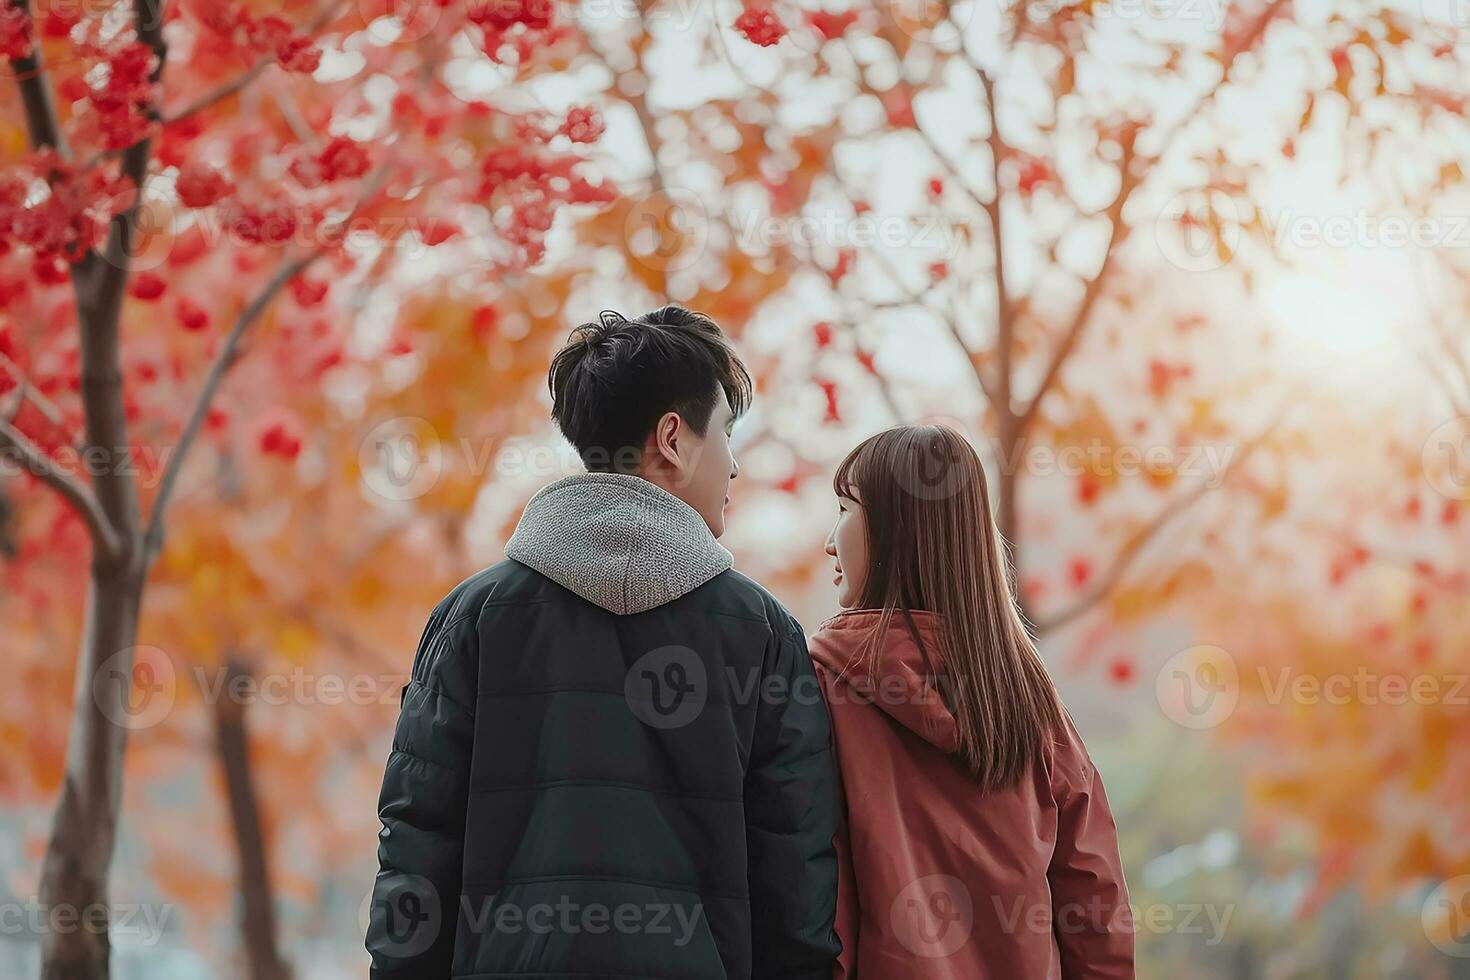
505, 471, 733, 615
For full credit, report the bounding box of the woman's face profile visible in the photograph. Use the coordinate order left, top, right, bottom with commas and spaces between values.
825, 493, 868, 609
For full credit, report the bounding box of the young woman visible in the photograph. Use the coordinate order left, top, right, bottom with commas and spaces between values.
809, 424, 1134, 979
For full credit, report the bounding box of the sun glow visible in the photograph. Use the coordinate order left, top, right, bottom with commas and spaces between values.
1263, 254, 1415, 359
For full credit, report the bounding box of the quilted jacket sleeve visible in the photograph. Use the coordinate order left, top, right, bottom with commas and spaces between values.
366, 606, 479, 980
744, 617, 842, 980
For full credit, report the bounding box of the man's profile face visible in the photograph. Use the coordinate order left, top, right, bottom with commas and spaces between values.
668, 386, 739, 538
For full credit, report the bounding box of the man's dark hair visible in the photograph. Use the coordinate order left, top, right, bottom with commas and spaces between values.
548, 305, 753, 473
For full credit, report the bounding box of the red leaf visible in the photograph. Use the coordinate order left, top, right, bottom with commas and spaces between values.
258, 415, 303, 460
1016, 157, 1055, 196
817, 378, 840, 423
290, 277, 329, 307
1077, 472, 1101, 506
422, 221, 461, 247
128, 273, 167, 301
175, 298, 209, 332
1068, 556, 1092, 589
806, 10, 858, 41
1108, 658, 1135, 684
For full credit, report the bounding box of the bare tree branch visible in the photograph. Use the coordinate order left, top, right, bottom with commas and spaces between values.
160, 0, 344, 126
164, 62, 272, 126
143, 160, 394, 560
1, 380, 22, 423
1034, 401, 1290, 634
1014, 167, 1135, 433
0, 420, 124, 561
1014, 1, 1289, 435
142, 249, 321, 561
0, 352, 78, 442
979, 68, 1015, 421
5, 0, 68, 157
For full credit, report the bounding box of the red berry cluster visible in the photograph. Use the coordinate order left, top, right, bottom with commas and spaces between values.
201, 6, 321, 74
735, 6, 786, 47
0, 151, 136, 267
82, 42, 159, 150
289, 137, 372, 188
559, 106, 606, 145
468, 0, 555, 32
0, 4, 33, 59
176, 164, 235, 209
477, 144, 613, 266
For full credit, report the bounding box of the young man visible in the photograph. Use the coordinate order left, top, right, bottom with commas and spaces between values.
366, 306, 840, 979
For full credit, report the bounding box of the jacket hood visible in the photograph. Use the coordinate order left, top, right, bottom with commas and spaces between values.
808, 608, 958, 752
504, 471, 733, 616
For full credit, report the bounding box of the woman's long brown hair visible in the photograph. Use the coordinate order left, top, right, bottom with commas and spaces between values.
834, 423, 1064, 791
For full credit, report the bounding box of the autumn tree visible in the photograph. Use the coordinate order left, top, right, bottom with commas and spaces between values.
0, 0, 613, 975
1198, 3, 1470, 930
557, 0, 1319, 644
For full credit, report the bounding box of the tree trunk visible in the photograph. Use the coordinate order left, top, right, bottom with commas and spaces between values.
994, 415, 1026, 622
37, 149, 152, 980
213, 657, 289, 980
37, 559, 145, 980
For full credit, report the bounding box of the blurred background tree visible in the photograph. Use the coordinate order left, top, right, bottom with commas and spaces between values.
4, 0, 1470, 977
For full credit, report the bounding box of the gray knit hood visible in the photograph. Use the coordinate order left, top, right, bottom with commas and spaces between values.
504, 472, 734, 615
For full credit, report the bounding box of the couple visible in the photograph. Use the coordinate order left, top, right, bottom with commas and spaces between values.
366, 305, 1134, 979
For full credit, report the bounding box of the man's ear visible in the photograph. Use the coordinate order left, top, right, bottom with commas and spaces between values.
652, 410, 683, 471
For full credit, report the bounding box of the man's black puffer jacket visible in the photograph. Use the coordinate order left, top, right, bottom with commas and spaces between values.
367, 472, 841, 979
